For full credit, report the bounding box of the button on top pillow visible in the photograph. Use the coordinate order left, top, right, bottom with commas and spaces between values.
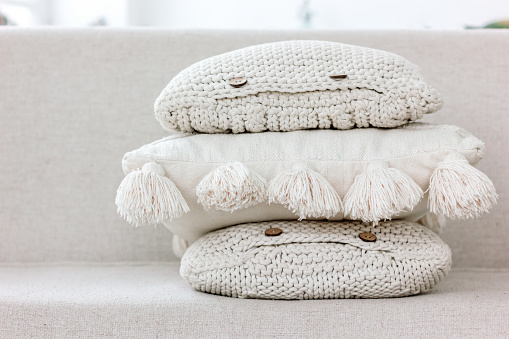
155, 40, 443, 133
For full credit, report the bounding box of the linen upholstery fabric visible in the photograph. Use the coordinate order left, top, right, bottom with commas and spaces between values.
121, 123, 485, 244
2, 28, 509, 339
181, 220, 452, 299
155, 40, 442, 133
2, 265, 508, 339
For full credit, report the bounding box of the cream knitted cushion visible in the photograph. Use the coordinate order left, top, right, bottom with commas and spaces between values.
154, 40, 442, 133
180, 220, 452, 299
116, 123, 497, 249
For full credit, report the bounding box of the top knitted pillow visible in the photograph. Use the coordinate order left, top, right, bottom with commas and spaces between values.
155, 40, 442, 133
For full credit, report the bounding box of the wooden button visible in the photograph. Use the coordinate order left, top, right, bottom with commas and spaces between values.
265, 228, 283, 237
359, 232, 377, 242
229, 77, 247, 87
330, 74, 347, 80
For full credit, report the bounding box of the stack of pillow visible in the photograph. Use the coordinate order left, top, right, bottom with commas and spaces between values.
116, 40, 497, 299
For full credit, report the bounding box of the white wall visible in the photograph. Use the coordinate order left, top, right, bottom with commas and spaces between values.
128, 0, 509, 29
50, 0, 127, 26
1, 0, 508, 29
0, 0, 127, 26
127, 0, 304, 29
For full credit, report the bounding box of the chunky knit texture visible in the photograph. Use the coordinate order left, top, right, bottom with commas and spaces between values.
171, 212, 448, 259
180, 220, 452, 299
155, 40, 442, 133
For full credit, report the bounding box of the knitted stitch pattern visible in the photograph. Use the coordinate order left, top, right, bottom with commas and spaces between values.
180, 220, 452, 299
155, 40, 442, 133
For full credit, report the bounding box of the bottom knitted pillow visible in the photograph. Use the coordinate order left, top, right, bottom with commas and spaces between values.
180, 220, 451, 299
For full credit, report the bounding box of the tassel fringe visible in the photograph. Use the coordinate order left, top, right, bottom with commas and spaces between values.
267, 168, 342, 220
196, 162, 267, 212
428, 152, 498, 219
115, 162, 190, 226
344, 160, 423, 226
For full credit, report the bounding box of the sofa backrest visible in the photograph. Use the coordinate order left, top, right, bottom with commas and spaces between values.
1, 29, 507, 268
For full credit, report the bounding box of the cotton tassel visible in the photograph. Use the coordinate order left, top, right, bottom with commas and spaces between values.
428, 152, 498, 219
267, 168, 342, 220
344, 160, 423, 226
115, 162, 190, 226
196, 162, 267, 212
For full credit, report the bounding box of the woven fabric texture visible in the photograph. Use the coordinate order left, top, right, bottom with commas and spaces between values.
120, 123, 485, 243
155, 40, 442, 133
180, 220, 452, 299
2, 265, 508, 338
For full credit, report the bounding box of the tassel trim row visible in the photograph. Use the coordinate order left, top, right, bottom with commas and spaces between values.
115, 154, 497, 226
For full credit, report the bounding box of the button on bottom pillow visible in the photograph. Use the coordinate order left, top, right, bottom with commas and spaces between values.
180, 220, 452, 299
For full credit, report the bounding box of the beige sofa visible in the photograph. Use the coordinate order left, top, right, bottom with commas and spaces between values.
1, 28, 507, 338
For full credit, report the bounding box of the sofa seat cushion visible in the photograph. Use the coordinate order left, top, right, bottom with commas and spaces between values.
1, 264, 508, 338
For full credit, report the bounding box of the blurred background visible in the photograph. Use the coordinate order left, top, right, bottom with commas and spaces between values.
0, 0, 508, 29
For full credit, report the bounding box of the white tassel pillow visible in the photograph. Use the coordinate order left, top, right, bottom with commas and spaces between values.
154, 40, 442, 133
180, 220, 452, 299
115, 123, 497, 248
